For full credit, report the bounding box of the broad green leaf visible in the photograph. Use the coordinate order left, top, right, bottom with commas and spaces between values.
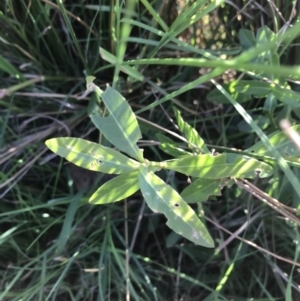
173, 107, 210, 153
208, 80, 300, 107
90, 86, 144, 161
256, 26, 275, 44
163, 153, 273, 179
181, 178, 229, 203
246, 125, 300, 157
256, 26, 278, 68
271, 88, 300, 107
238, 29, 256, 50
156, 134, 191, 157
230, 80, 271, 96
89, 171, 139, 204
231, 80, 300, 107
45, 137, 140, 174
138, 167, 214, 247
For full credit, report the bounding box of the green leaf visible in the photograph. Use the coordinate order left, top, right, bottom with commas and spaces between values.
181, 178, 229, 203
156, 134, 191, 157
99, 47, 144, 81
246, 125, 300, 157
263, 93, 277, 115
90, 85, 144, 161
173, 107, 210, 153
208, 80, 300, 107
233, 80, 300, 107
138, 167, 214, 248
0, 53, 24, 79
163, 153, 273, 179
55, 191, 83, 255
160, 142, 192, 158
238, 29, 256, 50
237, 115, 270, 133
86, 76, 96, 89
207, 82, 252, 104
231, 80, 300, 107
230, 80, 271, 96
271, 87, 300, 108
45, 137, 140, 174
256, 26, 275, 44
89, 171, 139, 204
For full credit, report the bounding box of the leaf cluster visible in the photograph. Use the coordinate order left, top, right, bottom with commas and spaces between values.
46, 81, 275, 248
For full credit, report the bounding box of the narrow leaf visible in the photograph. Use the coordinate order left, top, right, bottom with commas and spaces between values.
0, 54, 24, 79
181, 178, 229, 203
89, 171, 139, 204
45, 137, 140, 174
237, 115, 270, 133
163, 153, 273, 179
91, 85, 144, 161
156, 134, 191, 157
263, 93, 277, 115
138, 167, 214, 248
55, 191, 83, 255
160, 142, 192, 158
173, 107, 210, 153
99, 47, 144, 81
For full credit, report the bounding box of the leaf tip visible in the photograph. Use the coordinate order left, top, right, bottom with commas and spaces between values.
45, 138, 53, 148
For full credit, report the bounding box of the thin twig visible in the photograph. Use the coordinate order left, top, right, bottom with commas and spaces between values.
205, 216, 300, 267
235, 178, 300, 226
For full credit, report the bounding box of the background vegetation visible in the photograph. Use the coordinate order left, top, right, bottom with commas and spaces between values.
1, 0, 300, 300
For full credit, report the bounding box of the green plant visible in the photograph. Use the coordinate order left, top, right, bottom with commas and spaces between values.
45, 77, 274, 248
2, 0, 300, 299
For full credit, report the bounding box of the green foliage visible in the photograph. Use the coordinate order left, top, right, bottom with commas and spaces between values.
173, 107, 210, 154
156, 133, 192, 157
138, 166, 214, 247
162, 153, 273, 179
91, 86, 144, 161
3, 0, 300, 299
90, 171, 140, 204
247, 125, 300, 158
46, 79, 275, 248
45, 137, 141, 174
181, 178, 230, 203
